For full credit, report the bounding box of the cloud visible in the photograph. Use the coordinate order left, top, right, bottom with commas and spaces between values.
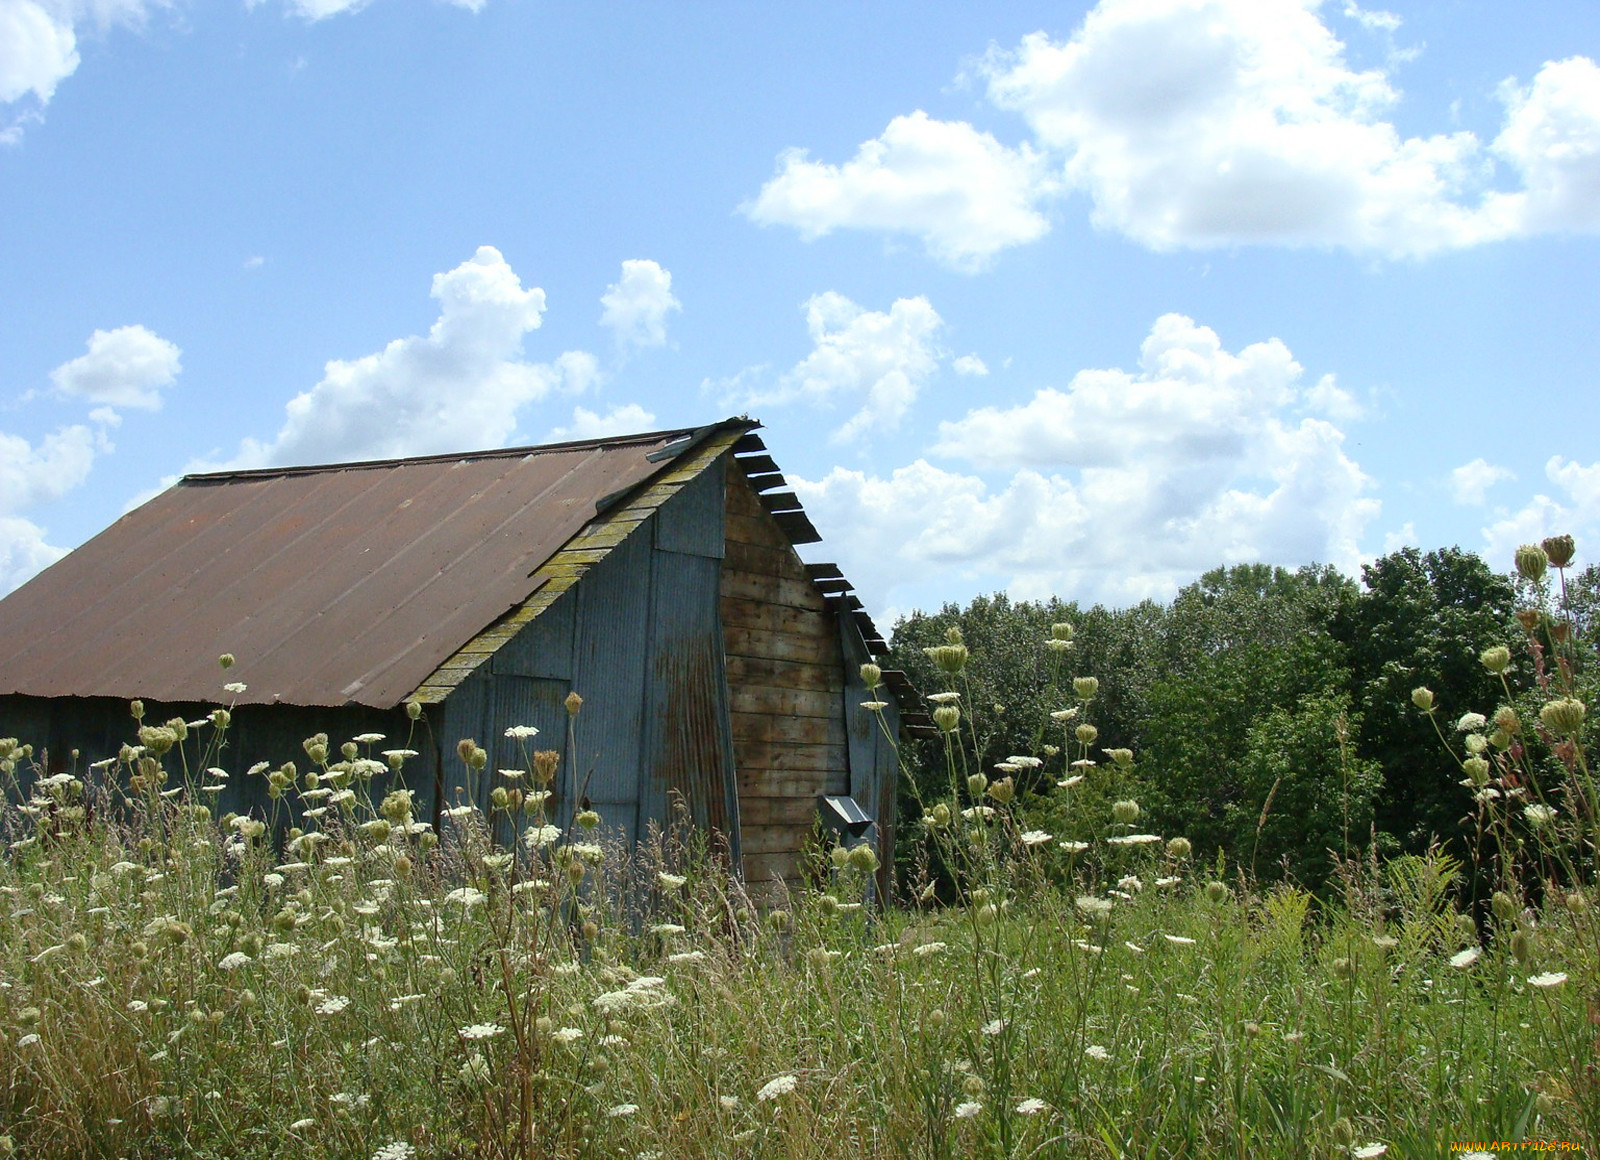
1, 0, 169, 137
1450, 457, 1515, 506
599, 259, 681, 351
793, 313, 1377, 609
0, 423, 99, 593
547, 403, 657, 443
952, 354, 989, 377
50, 324, 181, 411
725, 292, 943, 444
1481, 456, 1600, 569
750, 1, 1600, 262
745, 111, 1055, 269
0, 0, 79, 105
217, 246, 598, 468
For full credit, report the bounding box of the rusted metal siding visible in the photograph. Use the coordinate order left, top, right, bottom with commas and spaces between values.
0, 427, 713, 710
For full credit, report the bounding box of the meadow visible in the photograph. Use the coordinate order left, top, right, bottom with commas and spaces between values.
1, 541, 1595, 1160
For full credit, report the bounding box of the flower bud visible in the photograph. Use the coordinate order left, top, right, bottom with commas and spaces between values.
490, 787, 510, 809
1411, 687, 1434, 712
1566, 891, 1587, 914
405, 700, 423, 721
1479, 645, 1511, 675
927, 1008, 946, 1027
1075, 723, 1098, 746
1540, 697, 1586, 737
1541, 534, 1575, 568
575, 809, 600, 830
933, 705, 960, 733
130, 699, 145, 721
830, 845, 851, 868
930, 803, 951, 827
1455, 913, 1476, 942
987, 777, 1015, 805
967, 774, 988, 798
1051, 623, 1074, 642
1515, 543, 1548, 582
924, 643, 969, 674
1331, 957, 1354, 980
1463, 756, 1491, 787
1166, 837, 1192, 860
1106, 748, 1133, 767
859, 663, 882, 688
533, 750, 561, 786
1112, 799, 1140, 825
1072, 676, 1099, 702
1490, 890, 1517, 922
457, 738, 477, 764
1205, 881, 1229, 903
847, 844, 880, 873
766, 909, 789, 931
1510, 929, 1533, 964
1331, 1117, 1355, 1148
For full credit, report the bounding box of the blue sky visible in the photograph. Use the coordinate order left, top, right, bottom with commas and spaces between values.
3, 0, 1598, 625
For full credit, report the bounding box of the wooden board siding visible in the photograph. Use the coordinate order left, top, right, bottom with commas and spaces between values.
721, 463, 844, 894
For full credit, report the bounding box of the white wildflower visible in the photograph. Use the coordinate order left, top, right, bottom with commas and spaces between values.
757, 1074, 797, 1101
1449, 947, 1482, 969
1528, 972, 1568, 988
504, 725, 540, 739
954, 1101, 983, 1119
289, 1118, 316, 1132
1107, 834, 1162, 846
444, 888, 487, 908
551, 1027, 584, 1044
657, 872, 687, 889
1353, 1146, 1387, 1159
911, 941, 947, 957
217, 952, 253, 971
1163, 934, 1196, 946
1019, 830, 1053, 846
460, 1023, 506, 1040
650, 922, 686, 935
667, 950, 706, 964
523, 824, 561, 848
981, 1018, 1007, 1036
1015, 1097, 1047, 1115
315, 995, 350, 1015
607, 1103, 640, 1117
1085, 1044, 1110, 1060
370, 1144, 415, 1160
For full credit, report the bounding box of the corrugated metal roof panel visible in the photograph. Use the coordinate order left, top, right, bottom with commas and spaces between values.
0, 423, 754, 709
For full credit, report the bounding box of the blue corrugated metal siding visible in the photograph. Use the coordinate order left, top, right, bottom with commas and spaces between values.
837, 615, 900, 898
565, 529, 654, 847
652, 462, 726, 559
485, 673, 571, 844
490, 584, 576, 681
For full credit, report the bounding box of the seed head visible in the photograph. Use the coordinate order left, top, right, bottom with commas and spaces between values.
1205, 881, 1229, 904
933, 705, 960, 733
1510, 929, 1534, 964
1112, 799, 1141, 825
1075, 723, 1098, 746
1541, 533, 1576, 568
1565, 892, 1587, 914
1072, 676, 1099, 702
405, 700, 423, 721
533, 750, 561, 785
930, 803, 951, 827
1539, 697, 1586, 736
565, 691, 584, 717
1051, 622, 1074, 642
966, 774, 988, 798
575, 809, 601, 830
1106, 748, 1133, 767
1479, 645, 1511, 675
1515, 543, 1548, 582
924, 643, 969, 674
1166, 837, 1192, 860
987, 777, 1016, 805
847, 844, 880, 873
1463, 757, 1491, 787
859, 663, 882, 688
1411, 687, 1435, 712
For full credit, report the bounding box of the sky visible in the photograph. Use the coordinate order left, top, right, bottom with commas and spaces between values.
3, 0, 1598, 628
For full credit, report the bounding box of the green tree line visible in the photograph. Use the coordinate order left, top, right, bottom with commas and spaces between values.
886, 546, 1600, 893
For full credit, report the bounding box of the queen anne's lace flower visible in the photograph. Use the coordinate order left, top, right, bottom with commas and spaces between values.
757, 1074, 797, 1101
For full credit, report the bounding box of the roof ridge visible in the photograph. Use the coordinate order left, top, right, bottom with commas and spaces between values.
178, 421, 744, 485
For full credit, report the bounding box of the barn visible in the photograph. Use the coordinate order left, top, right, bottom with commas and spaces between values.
0, 417, 934, 893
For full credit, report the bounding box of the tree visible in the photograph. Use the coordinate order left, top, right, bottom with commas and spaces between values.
1330, 547, 1518, 856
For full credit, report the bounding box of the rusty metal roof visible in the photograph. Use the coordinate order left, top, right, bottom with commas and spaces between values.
0, 420, 756, 709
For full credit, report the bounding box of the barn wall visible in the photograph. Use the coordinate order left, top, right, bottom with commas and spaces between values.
720, 463, 847, 894
0, 692, 426, 825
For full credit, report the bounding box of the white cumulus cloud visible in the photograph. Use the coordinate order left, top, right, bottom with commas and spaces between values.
750, 1, 1600, 262
0, 423, 99, 592
725, 291, 943, 444
793, 313, 1377, 608
218, 246, 598, 468
1, 0, 170, 139
1450, 457, 1515, 506
745, 111, 1055, 270
50, 324, 181, 411
1481, 456, 1600, 569
547, 403, 657, 443
599, 259, 681, 351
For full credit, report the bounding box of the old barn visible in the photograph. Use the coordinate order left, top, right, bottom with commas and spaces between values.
0, 417, 933, 891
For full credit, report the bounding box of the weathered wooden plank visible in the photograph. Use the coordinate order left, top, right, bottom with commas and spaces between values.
727, 739, 846, 773
737, 795, 824, 829
729, 710, 843, 747
735, 767, 843, 800
724, 654, 843, 694
721, 572, 828, 613
723, 625, 838, 664
723, 537, 792, 577
727, 683, 840, 720
740, 828, 815, 856
725, 510, 792, 551
721, 597, 833, 638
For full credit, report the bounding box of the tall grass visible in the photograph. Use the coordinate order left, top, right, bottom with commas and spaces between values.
0, 542, 1595, 1159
